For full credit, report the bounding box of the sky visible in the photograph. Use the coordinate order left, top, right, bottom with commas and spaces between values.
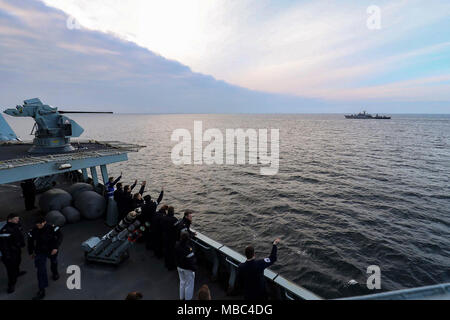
0, 0, 449, 113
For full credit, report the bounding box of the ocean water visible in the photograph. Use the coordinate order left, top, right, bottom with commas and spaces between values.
8, 113, 450, 298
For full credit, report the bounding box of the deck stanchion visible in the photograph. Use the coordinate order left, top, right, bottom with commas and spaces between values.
90, 166, 98, 186
81, 168, 88, 182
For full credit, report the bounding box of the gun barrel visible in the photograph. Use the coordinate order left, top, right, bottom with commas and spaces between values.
59, 111, 113, 114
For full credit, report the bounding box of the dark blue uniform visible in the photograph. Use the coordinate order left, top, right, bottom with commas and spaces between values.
28, 224, 63, 290
0, 222, 25, 290
162, 213, 178, 270
237, 244, 277, 300
175, 217, 194, 240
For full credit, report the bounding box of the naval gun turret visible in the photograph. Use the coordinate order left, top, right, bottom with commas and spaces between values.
3, 98, 112, 154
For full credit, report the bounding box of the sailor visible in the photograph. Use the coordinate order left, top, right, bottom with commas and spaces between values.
105, 172, 122, 198
20, 179, 36, 211
114, 182, 123, 201
237, 238, 280, 300
0, 214, 26, 293
198, 284, 212, 300
162, 206, 178, 270
123, 181, 146, 218
125, 291, 143, 300
118, 179, 137, 219
140, 188, 163, 248
175, 231, 197, 300
151, 205, 168, 258
27, 217, 63, 300
175, 210, 196, 240
114, 182, 124, 211
142, 187, 164, 217
132, 192, 145, 210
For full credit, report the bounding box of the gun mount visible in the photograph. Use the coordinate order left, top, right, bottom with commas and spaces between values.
3, 98, 112, 154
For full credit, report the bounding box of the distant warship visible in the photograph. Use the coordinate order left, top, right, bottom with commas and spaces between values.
345, 111, 391, 119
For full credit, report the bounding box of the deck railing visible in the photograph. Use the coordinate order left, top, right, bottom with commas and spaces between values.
191, 228, 323, 300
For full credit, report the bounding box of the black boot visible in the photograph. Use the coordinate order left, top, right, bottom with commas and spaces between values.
32, 289, 45, 300
52, 273, 60, 281
7, 285, 15, 294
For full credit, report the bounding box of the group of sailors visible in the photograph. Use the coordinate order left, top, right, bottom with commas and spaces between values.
105, 174, 199, 299
1, 174, 281, 301
0, 213, 62, 300
105, 174, 282, 301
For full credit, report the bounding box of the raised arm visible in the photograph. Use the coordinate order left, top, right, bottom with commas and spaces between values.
157, 188, 164, 204
112, 174, 122, 186
261, 238, 280, 269
138, 181, 146, 195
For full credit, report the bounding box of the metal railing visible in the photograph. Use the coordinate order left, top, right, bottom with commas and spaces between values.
191, 228, 323, 300
339, 283, 450, 300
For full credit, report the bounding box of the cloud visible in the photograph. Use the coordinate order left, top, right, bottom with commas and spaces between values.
0, 0, 449, 113
57, 42, 121, 56
38, 0, 450, 104
0, 0, 327, 113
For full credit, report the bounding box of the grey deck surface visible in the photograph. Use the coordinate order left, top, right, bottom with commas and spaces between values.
0, 184, 235, 300
0, 142, 111, 161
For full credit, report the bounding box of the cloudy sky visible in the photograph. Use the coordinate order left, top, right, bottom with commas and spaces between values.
0, 0, 449, 113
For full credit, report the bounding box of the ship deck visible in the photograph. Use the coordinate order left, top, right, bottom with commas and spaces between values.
0, 140, 143, 185
0, 183, 237, 300
0, 140, 141, 163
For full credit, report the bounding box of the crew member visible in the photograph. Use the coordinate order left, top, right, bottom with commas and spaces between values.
237, 238, 280, 300
28, 217, 63, 300
176, 210, 196, 240
20, 179, 36, 211
151, 205, 168, 258
143, 187, 164, 216
162, 206, 178, 270
105, 172, 122, 198
132, 192, 145, 210
124, 181, 145, 217
114, 182, 124, 213
198, 284, 212, 300
118, 180, 137, 219
0, 213, 26, 293
175, 232, 197, 300
140, 188, 163, 247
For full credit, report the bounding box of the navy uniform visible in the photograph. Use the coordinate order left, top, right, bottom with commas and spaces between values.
0, 221, 25, 293
20, 179, 36, 211
162, 211, 178, 270
237, 244, 278, 300
28, 223, 63, 299
151, 207, 166, 258
175, 217, 194, 240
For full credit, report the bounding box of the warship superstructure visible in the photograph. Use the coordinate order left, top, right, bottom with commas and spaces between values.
345, 111, 391, 119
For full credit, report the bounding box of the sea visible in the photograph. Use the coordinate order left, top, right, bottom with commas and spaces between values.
8, 113, 450, 298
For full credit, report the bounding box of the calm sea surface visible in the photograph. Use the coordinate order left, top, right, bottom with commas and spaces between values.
8, 114, 450, 298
